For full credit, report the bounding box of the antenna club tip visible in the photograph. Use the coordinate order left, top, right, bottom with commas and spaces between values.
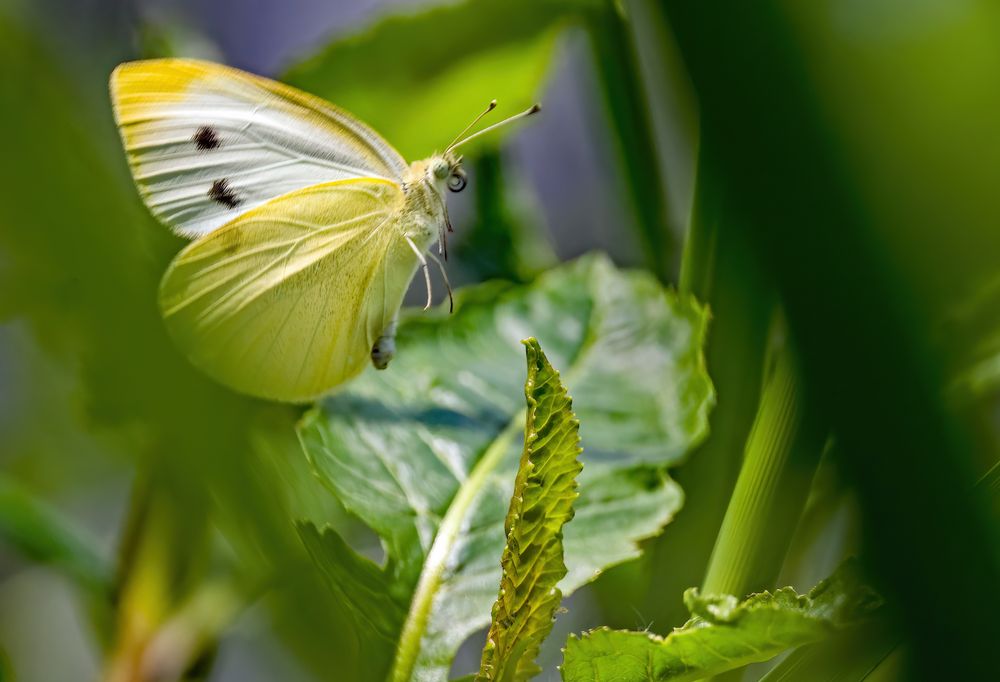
488, 99, 498, 108
529, 103, 542, 114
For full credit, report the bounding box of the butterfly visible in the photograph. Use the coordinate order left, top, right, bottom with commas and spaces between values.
109, 58, 539, 402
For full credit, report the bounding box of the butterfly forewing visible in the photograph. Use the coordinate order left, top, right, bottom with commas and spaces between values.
159, 178, 418, 401
111, 59, 409, 238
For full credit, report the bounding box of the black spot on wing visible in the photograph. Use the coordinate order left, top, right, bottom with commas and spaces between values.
193, 126, 221, 150
208, 179, 241, 209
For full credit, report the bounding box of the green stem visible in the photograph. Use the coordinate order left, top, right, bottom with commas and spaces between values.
388, 409, 525, 682
584, 3, 676, 281
701, 343, 824, 597
144, 580, 244, 682
106, 464, 213, 681
645, 130, 775, 629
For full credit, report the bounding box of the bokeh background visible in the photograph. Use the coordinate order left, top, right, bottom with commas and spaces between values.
2, 0, 999, 680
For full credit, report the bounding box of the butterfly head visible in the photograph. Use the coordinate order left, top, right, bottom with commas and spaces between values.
407, 101, 540, 265
429, 154, 467, 193
430, 100, 541, 192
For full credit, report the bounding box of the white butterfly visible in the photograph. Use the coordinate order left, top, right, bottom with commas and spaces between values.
110, 58, 538, 402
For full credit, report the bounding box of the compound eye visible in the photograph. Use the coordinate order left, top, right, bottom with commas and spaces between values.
433, 162, 449, 179
447, 169, 467, 192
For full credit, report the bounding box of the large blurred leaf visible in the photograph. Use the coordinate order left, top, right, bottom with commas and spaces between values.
476, 338, 582, 682
561, 560, 882, 682
0, 16, 379, 677
284, 0, 599, 160
298, 254, 713, 681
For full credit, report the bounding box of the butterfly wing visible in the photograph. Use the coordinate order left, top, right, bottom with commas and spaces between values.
110, 58, 409, 238
159, 178, 420, 402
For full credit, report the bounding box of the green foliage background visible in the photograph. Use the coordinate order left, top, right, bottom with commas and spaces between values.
1, 1, 999, 681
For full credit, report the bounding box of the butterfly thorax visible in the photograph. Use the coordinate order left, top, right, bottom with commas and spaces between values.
400, 154, 465, 253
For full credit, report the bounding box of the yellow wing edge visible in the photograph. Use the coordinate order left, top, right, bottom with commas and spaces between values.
109, 58, 408, 172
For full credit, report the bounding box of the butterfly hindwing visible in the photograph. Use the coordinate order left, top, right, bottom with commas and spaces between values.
110, 58, 409, 238
159, 178, 419, 402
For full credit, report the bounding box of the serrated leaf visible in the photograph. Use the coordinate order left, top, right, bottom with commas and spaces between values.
476, 338, 583, 682
284, 0, 597, 160
298, 254, 713, 681
561, 559, 882, 682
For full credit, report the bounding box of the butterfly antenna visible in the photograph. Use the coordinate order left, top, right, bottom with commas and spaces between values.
445, 100, 498, 152
448, 103, 541, 151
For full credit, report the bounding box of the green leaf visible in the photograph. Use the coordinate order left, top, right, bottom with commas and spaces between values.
561, 559, 882, 682
297, 524, 407, 661
284, 0, 595, 160
298, 254, 713, 682
476, 339, 583, 682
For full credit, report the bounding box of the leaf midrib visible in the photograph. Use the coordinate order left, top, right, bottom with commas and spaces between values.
387, 274, 597, 682
388, 406, 525, 682
388, 289, 599, 682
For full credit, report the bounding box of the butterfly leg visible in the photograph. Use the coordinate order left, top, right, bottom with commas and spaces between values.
426, 251, 454, 313
371, 316, 398, 370
404, 235, 434, 310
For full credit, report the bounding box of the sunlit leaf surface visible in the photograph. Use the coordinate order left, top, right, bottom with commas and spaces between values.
299, 254, 713, 681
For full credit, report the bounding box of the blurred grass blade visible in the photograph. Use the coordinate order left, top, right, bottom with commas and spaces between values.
701, 343, 826, 598
643, 130, 776, 630
0, 473, 112, 596
476, 339, 583, 682
761, 449, 1000, 682
757, 618, 900, 682
562, 559, 881, 682
661, 4, 1000, 676
943, 274, 1000, 401
583, 2, 675, 280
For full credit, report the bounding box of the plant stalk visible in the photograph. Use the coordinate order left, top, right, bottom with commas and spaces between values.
701, 341, 824, 598
104, 464, 212, 682
642, 126, 776, 629
584, 2, 676, 281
